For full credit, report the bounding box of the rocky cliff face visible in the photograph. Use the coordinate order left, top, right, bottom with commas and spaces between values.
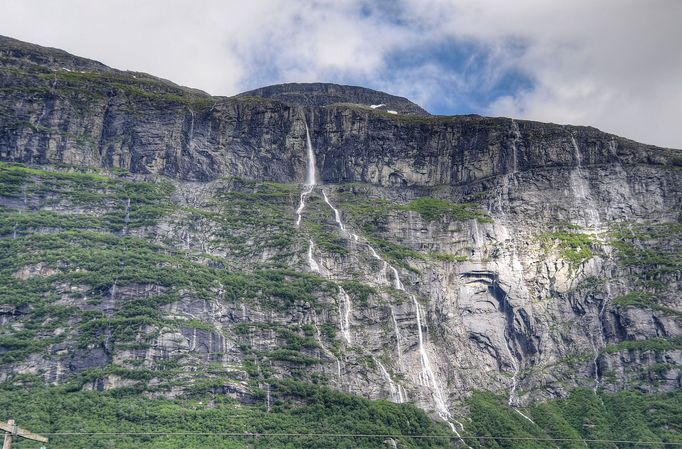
0, 35, 681, 428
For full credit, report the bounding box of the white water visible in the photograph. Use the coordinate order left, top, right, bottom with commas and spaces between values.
391, 308, 404, 370
338, 287, 352, 344
296, 122, 317, 227
322, 189, 346, 232
571, 134, 582, 168
377, 359, 404, 403
390, 266, 404, 290
368, 243, 389, 283
569, 134, 585, 200
295, 121, 468, 442
569, 133, 602, 229
305, 124, 317, 186
362, 229, 466, 438
412, 295, 469, 445
412, 296, 447, 414
307, 240, 320, 273
504, 340, 535, 423
505, 338, 519, 407
296, 185, 313, 227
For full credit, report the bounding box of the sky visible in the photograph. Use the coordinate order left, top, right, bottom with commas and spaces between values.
1, 0, 681, 148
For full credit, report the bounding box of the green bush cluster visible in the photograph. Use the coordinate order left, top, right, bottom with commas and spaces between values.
542, 230, 595, 266
402, 197, 492, 223
603, 336, 682, 354
609, 222, 682, 277
465, 388, 682, 449
0, 381, 450, 449
612, 291, 681, 317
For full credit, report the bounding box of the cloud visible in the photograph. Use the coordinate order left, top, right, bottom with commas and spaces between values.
0, 0, 680, 147
432, 0, 682, 148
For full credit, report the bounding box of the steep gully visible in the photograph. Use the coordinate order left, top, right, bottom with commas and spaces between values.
295, 118, 470, 444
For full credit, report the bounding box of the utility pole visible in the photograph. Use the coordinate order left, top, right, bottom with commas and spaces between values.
1, 419, 49, 449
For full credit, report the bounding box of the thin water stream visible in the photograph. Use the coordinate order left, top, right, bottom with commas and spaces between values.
295, 119, 467, 442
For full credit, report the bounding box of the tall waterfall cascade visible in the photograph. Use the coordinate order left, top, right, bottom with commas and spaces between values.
293, 119, 469, 444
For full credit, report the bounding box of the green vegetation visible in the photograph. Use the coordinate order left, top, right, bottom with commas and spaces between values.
236, 323, 319, 353
603, 336, 682, 354
306, 221, 348, 255
465, 388, 682, 449
542, 230, 595, 266
0, 382, 451, 449
402, 197, 492, 223
609, 222, 682, 277
340, 280, 377, 306
365, 234, 424, 269
208, 178, 301, 259
0, 165, 335, 365
45, 67, 213, 108
334, 188, 487, 267
0, 380, 679, 449
0, 225, 333, 362
0, 161, 174, 232
612, 291, 681, 317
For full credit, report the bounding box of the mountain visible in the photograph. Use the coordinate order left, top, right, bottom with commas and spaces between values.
237, 82, 431, 116
1, 35, 681, 448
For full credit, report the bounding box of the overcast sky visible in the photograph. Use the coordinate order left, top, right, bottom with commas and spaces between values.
1, 0, 681, 148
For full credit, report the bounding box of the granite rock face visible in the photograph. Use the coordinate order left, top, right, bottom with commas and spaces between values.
0, 35, 681, 423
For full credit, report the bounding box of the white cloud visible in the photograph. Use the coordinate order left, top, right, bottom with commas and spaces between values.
0, 0, 680, 147
422, 0, 682, 148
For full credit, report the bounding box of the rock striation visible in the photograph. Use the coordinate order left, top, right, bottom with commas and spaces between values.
0, 35, 681, 426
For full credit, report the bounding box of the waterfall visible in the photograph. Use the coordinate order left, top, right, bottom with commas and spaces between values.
307, 240, 320, 273
569, 132, 601, 228
305, 123, 317, 186
377, 359, 404, 403
412, 296, 447, 413
412, 295, 469, 445
391, 308, 404, 371
368, 243, 389, 284
322, 189, 345, 232
338, 287, 352, 344
296, 122, 317, 227
390, 266, 404, 290
296, 185, 313, 227
294, 122, 467, 443
592, 283, 611, 393
570, 134, 582, 168
505, 339, 534, 423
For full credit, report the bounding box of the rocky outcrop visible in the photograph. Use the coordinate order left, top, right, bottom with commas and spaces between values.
0, 36, 681, 425
1, 35, 679, 185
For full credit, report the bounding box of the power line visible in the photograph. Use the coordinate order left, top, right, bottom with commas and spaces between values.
34, 431, 682, 445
